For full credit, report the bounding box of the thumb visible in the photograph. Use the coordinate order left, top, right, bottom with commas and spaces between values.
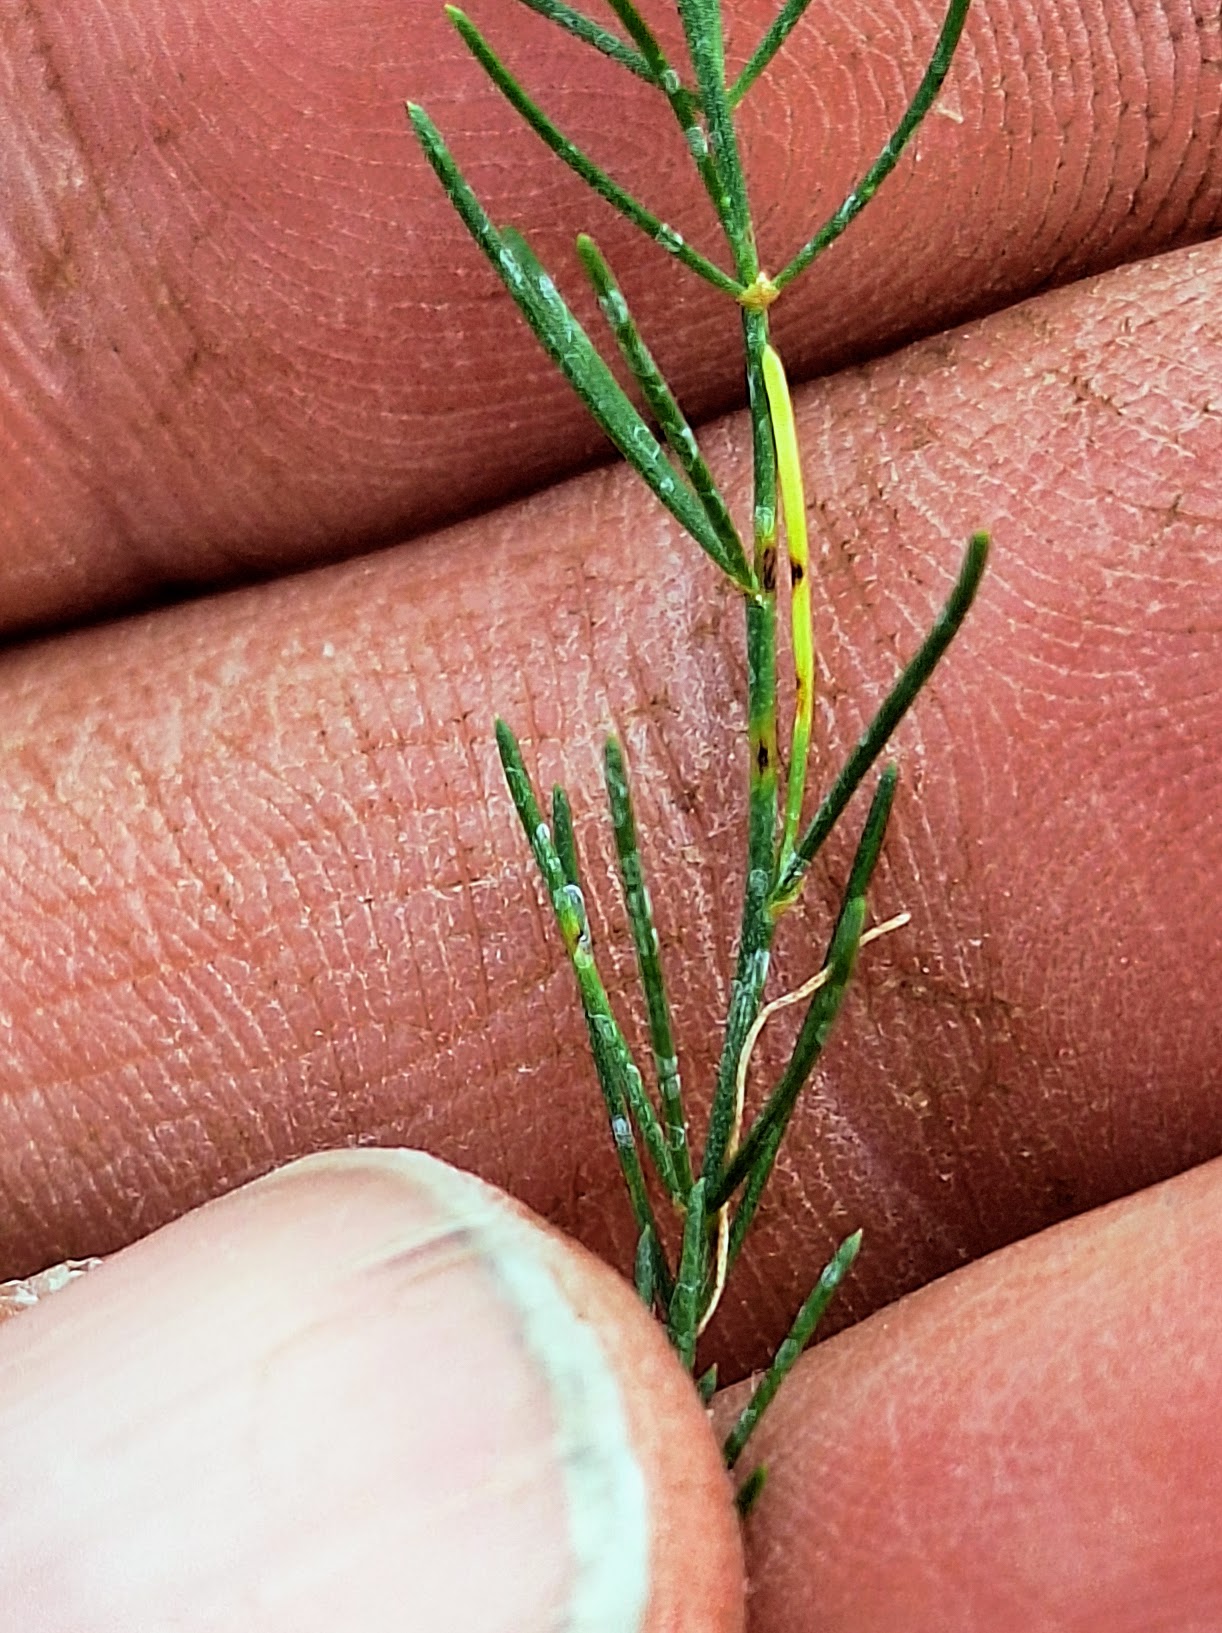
0, 1150, 743, 1632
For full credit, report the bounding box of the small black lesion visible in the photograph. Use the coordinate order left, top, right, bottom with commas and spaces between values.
755, 738, 770, 774
789, 557, 804, 585
760, 546, 777, 594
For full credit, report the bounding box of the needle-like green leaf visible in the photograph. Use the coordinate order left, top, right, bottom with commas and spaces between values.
604, 734, 694, 1196
504, 225, 758, 590
773, 532, 988, 904
734, 1463, 768, 1516
634, 1224, 659, 1308
446, 8, 743, 297
513, 0, 657, 82
675, 0, 755, 271
723, 1229, 862, 1467
728, 0, 821, 106
495, 721, 681, 1234
669, 1177, 708, 1367
407, 105, 759, 590
578, 235, 747, 585
551, 784, 581, 889
605, 0, 745, 239
773, 0, 973, 291
602, 0, 683, 90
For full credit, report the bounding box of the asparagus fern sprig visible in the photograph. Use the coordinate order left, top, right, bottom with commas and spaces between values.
409, 0, 984, 1493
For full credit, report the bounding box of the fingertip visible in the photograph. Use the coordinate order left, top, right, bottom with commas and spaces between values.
724, 1156, 1222, 1632
0, 1150, 743, 1632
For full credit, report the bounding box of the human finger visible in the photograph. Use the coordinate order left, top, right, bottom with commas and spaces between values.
3, 0, 1222, 632
722, 1153, 1222, 1632
0, 238, 1216, 1377
0, 1148, 743, 1632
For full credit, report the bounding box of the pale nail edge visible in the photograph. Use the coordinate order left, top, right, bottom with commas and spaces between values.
277, 1148, 651, 1633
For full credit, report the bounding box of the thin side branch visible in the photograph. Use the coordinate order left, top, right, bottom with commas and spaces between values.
495, 722, 681, 1249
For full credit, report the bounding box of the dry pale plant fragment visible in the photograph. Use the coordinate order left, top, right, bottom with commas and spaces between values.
0, 1258, 101, 1326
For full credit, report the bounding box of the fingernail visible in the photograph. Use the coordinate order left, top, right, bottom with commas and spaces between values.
269, 1148, 653, 1632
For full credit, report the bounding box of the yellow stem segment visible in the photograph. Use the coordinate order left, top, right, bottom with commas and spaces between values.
761, 343, 814, 884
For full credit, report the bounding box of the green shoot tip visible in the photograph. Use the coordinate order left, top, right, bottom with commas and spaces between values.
735, 1463, 768, 1517
965, 530, 990, 575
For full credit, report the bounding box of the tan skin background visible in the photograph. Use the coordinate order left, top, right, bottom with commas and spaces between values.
0, 0, 1218, 1405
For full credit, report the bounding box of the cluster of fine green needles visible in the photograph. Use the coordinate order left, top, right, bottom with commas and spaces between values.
410, 0, 986, 1505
